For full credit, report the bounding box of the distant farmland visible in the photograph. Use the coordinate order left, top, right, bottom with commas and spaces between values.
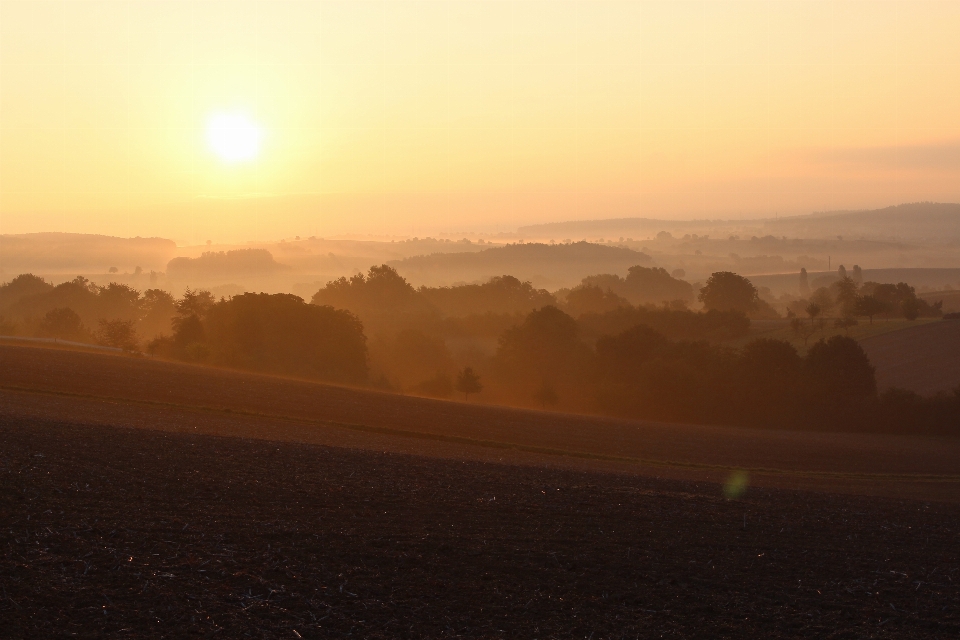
860, 319, 960, 395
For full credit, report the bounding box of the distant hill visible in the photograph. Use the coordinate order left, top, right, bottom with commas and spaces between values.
0, 233, 176, 274
517, 202, 960, 243
390, 242, 653, 289
166, 249, 290, 282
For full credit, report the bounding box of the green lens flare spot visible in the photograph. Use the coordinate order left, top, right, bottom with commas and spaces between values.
723, 470, 749, 499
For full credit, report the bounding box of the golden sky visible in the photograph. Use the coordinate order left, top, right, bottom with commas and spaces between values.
1, 1, 959, 242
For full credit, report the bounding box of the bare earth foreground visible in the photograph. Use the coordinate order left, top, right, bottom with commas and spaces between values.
1, 345, 959, 638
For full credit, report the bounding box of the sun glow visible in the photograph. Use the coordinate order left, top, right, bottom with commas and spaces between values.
206, 112, 262, 163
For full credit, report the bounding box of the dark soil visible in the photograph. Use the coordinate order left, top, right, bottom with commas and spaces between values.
2, 416, 958, 639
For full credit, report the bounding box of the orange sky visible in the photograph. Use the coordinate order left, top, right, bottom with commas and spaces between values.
1, 1, 958, 243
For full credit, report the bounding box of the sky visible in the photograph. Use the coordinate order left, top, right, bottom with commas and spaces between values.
1, 0, 959, 243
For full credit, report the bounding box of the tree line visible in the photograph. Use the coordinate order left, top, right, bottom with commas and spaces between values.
2, 267, 956, 436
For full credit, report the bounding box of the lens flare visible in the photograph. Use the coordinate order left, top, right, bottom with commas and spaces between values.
723, 471, 749, 499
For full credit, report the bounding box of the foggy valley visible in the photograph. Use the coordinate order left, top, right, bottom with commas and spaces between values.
3, 2, 960, 637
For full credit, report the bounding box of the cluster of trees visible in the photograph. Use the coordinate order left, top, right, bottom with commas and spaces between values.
0, 274, 177, 349
490, 305, 958, 434
5, 266, 955, 435
166, 248, 290, 280
0, 275, 368, 384
309, 265, 750, 396
147, 291, 368, 383
567, 266, 695, 309
794, 268, 941, 324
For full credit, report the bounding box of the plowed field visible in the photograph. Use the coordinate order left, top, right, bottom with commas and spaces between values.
2, 344, 960, 637
3, 417, 958, 639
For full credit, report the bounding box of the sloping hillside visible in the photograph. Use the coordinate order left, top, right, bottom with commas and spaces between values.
860, 319, 960, 395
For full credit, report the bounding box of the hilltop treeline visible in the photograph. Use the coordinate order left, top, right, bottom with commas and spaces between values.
3, 267, 957, 435
0, 274, 178, 349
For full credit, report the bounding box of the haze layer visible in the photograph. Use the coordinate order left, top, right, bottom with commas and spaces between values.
1, 1, 958, 241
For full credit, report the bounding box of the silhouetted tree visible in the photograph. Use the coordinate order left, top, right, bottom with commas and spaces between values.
96, 283, 142, 322
37, 307, 86, 341
736, 338, 802, 425
799, 268, 810, 296
139, 289, 178, 339
901, 297, 920, 321
595, 324, 727, 422
168, 288, 215, 355
455, 367, 483, 401
563, 284, 629, 317
0, 274, 53, 309
834, 276, 859, 316
859, 281, 939, 319
176, 289, 215, 319
95, 319, 139, 351
804, 335, 876, 411
851, 265, 863, 284
853, 295, 887, 324
203, 293, 368, 383
312, 264, 437, 334
495, 307, 591, 404
809, 287, 835, 316
622, 266, 694, 305
172, 314, 205, 350
698, 272, 758, 314
533, 381, 559, 409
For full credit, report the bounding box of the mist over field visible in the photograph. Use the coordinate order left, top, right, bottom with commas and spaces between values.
4, 200, 960, 413
3, 1, 960, 636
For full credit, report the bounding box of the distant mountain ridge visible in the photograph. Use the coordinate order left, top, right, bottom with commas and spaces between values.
517, 202, 960, 243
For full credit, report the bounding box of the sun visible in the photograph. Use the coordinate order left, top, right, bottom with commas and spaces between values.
206, 112, 262, 163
